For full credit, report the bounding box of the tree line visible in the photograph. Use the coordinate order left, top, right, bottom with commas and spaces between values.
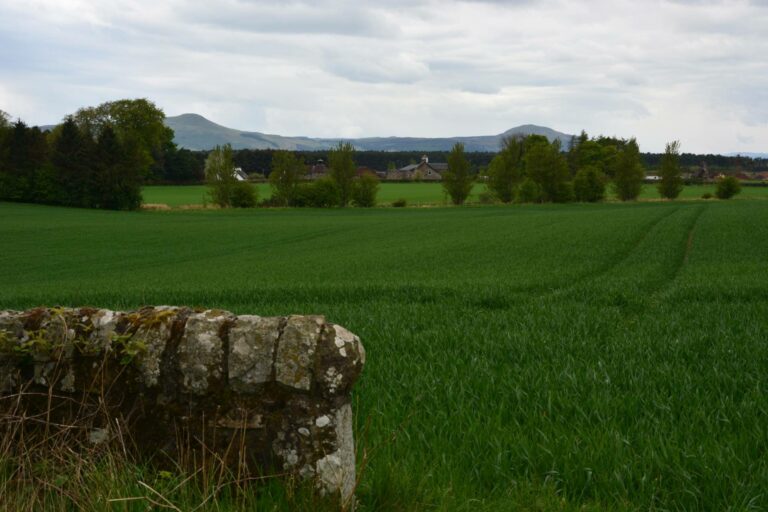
205, 146, 767, 180
443, 132, 741, 205
205, 142, 380, 208
0, 100, 202, 210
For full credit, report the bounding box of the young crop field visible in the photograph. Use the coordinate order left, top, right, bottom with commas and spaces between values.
1, 199, 768, 510
142, 183, 768, 208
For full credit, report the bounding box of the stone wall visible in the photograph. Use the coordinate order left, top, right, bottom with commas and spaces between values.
0, 306, 365, 502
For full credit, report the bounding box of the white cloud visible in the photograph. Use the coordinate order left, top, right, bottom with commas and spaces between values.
1, 0, 766, 152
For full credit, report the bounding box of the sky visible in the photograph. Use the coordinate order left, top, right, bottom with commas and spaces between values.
0, 0, 766, 153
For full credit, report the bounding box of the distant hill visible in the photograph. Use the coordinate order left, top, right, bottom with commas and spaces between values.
726, 152, 768, 159
164, 113, 574, 152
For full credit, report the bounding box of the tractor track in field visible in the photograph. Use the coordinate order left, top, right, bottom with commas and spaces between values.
535, 206, 682, 301
649, 202, 708, 298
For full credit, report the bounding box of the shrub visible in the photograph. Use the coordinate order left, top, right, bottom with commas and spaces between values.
573, 166, 606, 202
392, 198, 407, 207
229, 182, 257, 208
702, 192, 713, 200
478, 191, 495, 204
715, 176, 741, 199
293, 178, 340, 208
553, 181, 574, 203
517, 178, 541, 203
352, 173, 379, 207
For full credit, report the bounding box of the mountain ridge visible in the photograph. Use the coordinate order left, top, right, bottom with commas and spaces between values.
164, 113, 574, 152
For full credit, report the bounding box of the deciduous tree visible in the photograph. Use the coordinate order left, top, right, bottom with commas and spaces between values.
269, 150, 305, 206
487, 136, 523, 203
658, 140, 683, 199
525, 138, 570, 202
328, 142, 356, 206
443, 142, 473, 205
352, 172, 379, 207
613, 138, 644, 201
573, 166, 606, 202
73, 98, 173, 176
715, 175, 741, 199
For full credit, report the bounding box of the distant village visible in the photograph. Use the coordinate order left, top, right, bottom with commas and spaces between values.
231, 155, 768, 184
307, 155, 447, 182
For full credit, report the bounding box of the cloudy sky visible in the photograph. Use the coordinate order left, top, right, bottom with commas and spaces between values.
1, 0, 766, 153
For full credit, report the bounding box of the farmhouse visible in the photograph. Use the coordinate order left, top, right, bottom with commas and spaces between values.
386, 155, 448, 181
306, 159, 328, 180
233, 167, 249, 181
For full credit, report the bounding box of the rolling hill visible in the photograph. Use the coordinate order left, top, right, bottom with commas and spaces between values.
164, 113, 574, 152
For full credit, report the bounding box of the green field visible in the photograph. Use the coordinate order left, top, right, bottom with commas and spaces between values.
141, 183, 487, 207
142, 182, 768, 207
2, 200, 768, 510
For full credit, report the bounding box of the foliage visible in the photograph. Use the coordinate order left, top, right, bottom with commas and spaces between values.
269, 150, 305, 206
293, 178, 340, 207
517, 177, 541, 203
487, 136, 524, 203
715, 175, 742, 199
0, 116, 142, 210
205, 144, 238, 207
157, 141, 203, 183
613, 138, 645, 201
658, 140, 683, 199
328, 142, 356, 207
524, 137, 570, 202
442, 142, 474, 205
93, 125, 143, 210
204, 149, 257, 208
392, 198, 407, 207
352, 172, 380, 207
72, 98, 172, 177
0, 109, 9, 129
567, 131, 624, 178
573, 166, 606, 202
478, 191, 495, 204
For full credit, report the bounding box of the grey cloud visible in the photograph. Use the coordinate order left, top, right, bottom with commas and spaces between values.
1, 0, 767, 152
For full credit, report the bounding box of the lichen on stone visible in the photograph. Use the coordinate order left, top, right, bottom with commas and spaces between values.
275, 315, 323, 390
228, 315, 280, 392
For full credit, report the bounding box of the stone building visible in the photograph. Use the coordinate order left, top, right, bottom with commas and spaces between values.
386, 155, 448, 181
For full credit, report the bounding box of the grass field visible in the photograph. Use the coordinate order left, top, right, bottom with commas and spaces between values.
2, 200, 768, 510
142, 182, 768, 207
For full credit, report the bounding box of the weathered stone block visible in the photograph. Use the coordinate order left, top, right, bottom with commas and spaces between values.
0, 307, 364, 503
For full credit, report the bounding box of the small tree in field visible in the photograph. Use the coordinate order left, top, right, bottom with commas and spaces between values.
269, 150, 304, 206
658, 140, 683, 199
517, 177, 541, 203
487, 136, 524, 203
329, 142, 356, 207
205, 144, 256, 207
443, 142, 473, 205
573, 166, 606, 202
352, 172, 379, 207
524, 138, 570, 202
613, 138, 644, 201
715, 175, 741, 199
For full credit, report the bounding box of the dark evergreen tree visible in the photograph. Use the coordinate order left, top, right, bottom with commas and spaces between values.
50, 117, 93, 207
